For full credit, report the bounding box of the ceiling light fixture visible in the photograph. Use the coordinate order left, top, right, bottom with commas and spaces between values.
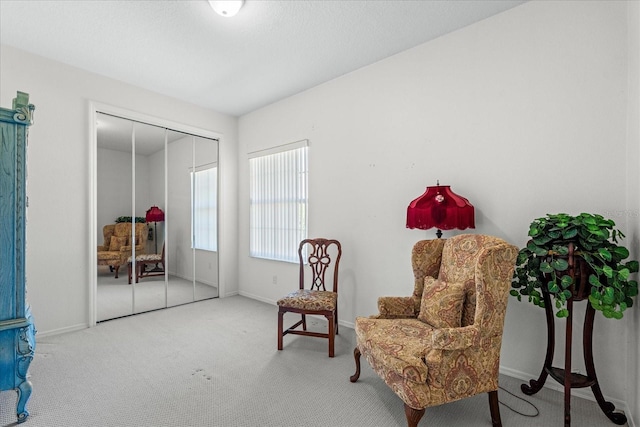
208, 0, 244, 18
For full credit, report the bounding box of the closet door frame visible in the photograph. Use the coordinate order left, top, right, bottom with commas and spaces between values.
88, 101, 222, 327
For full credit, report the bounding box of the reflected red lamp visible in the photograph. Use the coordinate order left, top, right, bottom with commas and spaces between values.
406, 182, 475, 238
146, 206, 165, 254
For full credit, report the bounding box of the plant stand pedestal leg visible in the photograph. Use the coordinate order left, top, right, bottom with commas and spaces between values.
521, 289, 626, 426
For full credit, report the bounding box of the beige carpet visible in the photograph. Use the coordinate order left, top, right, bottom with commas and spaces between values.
0, 296, 629, 426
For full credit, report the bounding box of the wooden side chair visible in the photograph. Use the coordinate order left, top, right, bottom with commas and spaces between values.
127, 244, 165, 284
277, 238, 342, 357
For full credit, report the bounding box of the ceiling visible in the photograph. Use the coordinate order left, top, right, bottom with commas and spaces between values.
0, 0, 526, 117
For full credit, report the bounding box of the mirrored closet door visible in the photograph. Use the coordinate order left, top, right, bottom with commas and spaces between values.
96, 113, 219, 322
166, 133, 219, 306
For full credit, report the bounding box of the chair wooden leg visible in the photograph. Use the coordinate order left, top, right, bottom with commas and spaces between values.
327, 313, 335, 357
127, 263, 132, 285
114, 265, 120, 279
301, 313, 307, 331
488, 390, 502, 427
349, 347, 361, 382
277, 310, 284, 351
404, 404, 425, 427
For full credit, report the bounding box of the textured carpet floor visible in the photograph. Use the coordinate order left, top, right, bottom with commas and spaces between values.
0, 296, 628, 426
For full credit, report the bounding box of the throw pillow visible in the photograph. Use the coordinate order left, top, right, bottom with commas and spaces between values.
417, 277, 465, 329
109, 236, 128, 251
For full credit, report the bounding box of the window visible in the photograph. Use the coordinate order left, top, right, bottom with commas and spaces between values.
249, 140, 308, 262
192, 165, 218, 251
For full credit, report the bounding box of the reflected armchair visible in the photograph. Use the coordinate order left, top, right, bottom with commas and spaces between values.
97, 222, 147, 278
350, 234, 518, 427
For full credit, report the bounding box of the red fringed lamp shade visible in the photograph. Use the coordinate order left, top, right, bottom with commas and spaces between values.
146, 206, 165, 223
406, 184, 475, 238
146, 206, 165, 255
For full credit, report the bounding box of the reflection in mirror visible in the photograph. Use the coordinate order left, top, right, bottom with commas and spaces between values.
96, 113, 134, 321
193, 136, 219, 301
133, 122, 167, 314
96, 112, 219, 322
167, 132, 193, 306
166, 134, 220, 306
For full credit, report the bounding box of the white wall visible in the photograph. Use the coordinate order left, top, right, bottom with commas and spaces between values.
0, 44, 239, 335
238, 0, 638, 417
96, 147, 153, 247
626, 1, 640, 424
96, 148, 133, 244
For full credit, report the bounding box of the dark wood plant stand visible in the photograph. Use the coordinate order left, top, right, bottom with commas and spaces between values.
521, 244, 626, 427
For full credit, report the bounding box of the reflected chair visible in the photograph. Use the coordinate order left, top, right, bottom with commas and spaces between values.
128, 244, 165, 284
350, 234, 518, 427
97, 223, 147, 278
277, 238, 342, 357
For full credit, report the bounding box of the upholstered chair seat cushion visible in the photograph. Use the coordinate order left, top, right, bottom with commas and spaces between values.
97, 252, 122, 262
277, 290, 336, 311
355, 317, 434, 383
128, 253, 162, 263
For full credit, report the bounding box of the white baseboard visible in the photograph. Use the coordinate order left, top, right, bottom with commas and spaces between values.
35, 323, 87, 339
222, 290, 239, 297
340, 319, 355, 329
238, 290, 274, 305
498, 365, 634, 427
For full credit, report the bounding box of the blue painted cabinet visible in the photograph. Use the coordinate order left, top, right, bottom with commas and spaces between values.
0, 92, 36, 423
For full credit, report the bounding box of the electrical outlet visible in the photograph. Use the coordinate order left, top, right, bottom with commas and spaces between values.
272, 275, 277, 284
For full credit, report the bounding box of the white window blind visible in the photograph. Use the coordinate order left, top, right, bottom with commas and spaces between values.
192, 165, 218, 252
249, 141, 308, 262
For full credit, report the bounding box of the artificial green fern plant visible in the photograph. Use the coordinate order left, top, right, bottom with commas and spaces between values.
511, 213, 638, 319
115, 216, 146, 224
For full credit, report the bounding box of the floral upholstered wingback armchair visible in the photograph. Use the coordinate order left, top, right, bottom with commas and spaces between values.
97, 222, 147, 278
350, 234, 518, 427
